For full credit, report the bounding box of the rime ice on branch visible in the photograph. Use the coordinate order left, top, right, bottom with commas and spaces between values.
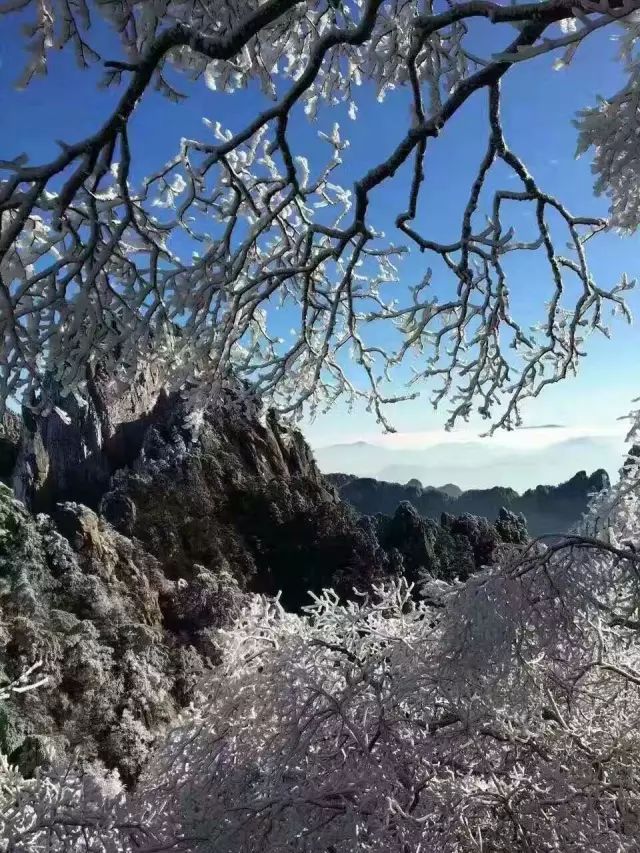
0, 0, 638, 429
9, 514, 640, 851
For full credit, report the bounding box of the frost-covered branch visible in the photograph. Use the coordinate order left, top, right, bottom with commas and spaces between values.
131, 513, 640, 851
0, 0, 637, 429
5, 463, 640, 850
0, 661, 48, 701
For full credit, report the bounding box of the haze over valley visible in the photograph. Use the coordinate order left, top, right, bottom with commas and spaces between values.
313, 425, 627, 492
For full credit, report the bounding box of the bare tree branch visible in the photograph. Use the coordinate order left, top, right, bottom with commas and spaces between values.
0, 0, 636, 429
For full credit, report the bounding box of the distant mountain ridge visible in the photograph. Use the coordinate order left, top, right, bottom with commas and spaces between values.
315, 435, 624, 494
327, 469, 610, 537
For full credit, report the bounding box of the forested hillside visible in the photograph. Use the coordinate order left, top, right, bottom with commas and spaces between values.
329, 469, 609, 536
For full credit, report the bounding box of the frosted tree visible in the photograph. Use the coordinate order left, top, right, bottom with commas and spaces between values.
35, 499, 637, 852
2, 458, 640, 850
1, 0, 639, 429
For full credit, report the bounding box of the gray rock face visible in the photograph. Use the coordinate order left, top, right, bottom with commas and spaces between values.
10, 370, 384, 612
98, 396, 395, 610
0, 371, 398, 779
0, 486, 245, 784
373, 501, 522, 585
12, 364, 169, 514
0, 411, 21, 486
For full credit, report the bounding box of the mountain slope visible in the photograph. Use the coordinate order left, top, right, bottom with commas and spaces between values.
0, 374, 400, 781
0, 371, 538, 783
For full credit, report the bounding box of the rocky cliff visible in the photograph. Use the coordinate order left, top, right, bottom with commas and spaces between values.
0, 371, 532, 783
8, 371, 397, 610
0, 486, 244, 785
0, 412, 20, 486
0, 373, 399, 781
369, 502, 528, 587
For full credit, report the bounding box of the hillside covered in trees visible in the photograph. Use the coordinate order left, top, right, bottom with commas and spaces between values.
328, 469, 608, 537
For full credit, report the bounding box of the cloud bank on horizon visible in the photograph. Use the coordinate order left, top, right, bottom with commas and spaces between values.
312, 424, 629, 492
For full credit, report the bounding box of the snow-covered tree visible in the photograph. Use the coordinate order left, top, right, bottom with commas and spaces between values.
5, 455, 640, 850
128, 504, 640, 851
1, 0, 639, 428
5, 4, 640, 850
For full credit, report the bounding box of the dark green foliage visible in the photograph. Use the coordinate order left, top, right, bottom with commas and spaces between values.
374, 502, 436, 585
329, 469, 609, 537
373, 501, 516, 586
0, 703, 18, 757
0, 483, 25, 565
441, 513, 501, 571
495, 507, 529, 544
430, 523, 475, 582
226, 480, 396, 611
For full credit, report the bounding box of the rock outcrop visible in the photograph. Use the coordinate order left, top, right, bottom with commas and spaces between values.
0, 368, 536, 784
372, 502, 527, 586
0, 372, 402, 780
0, 486, 245, 785
8, 370, 397, 609
11, 363, 170, 514
0, 412, 20, 486
98, 395, 396, 610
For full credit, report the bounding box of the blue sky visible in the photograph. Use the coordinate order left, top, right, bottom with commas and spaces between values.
1, 10, 638, 479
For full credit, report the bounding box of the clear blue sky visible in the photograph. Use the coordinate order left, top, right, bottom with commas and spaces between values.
1, 11, 638, 456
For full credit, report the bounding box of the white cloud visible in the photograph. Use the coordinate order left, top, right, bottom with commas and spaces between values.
354, 424, 626, 453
